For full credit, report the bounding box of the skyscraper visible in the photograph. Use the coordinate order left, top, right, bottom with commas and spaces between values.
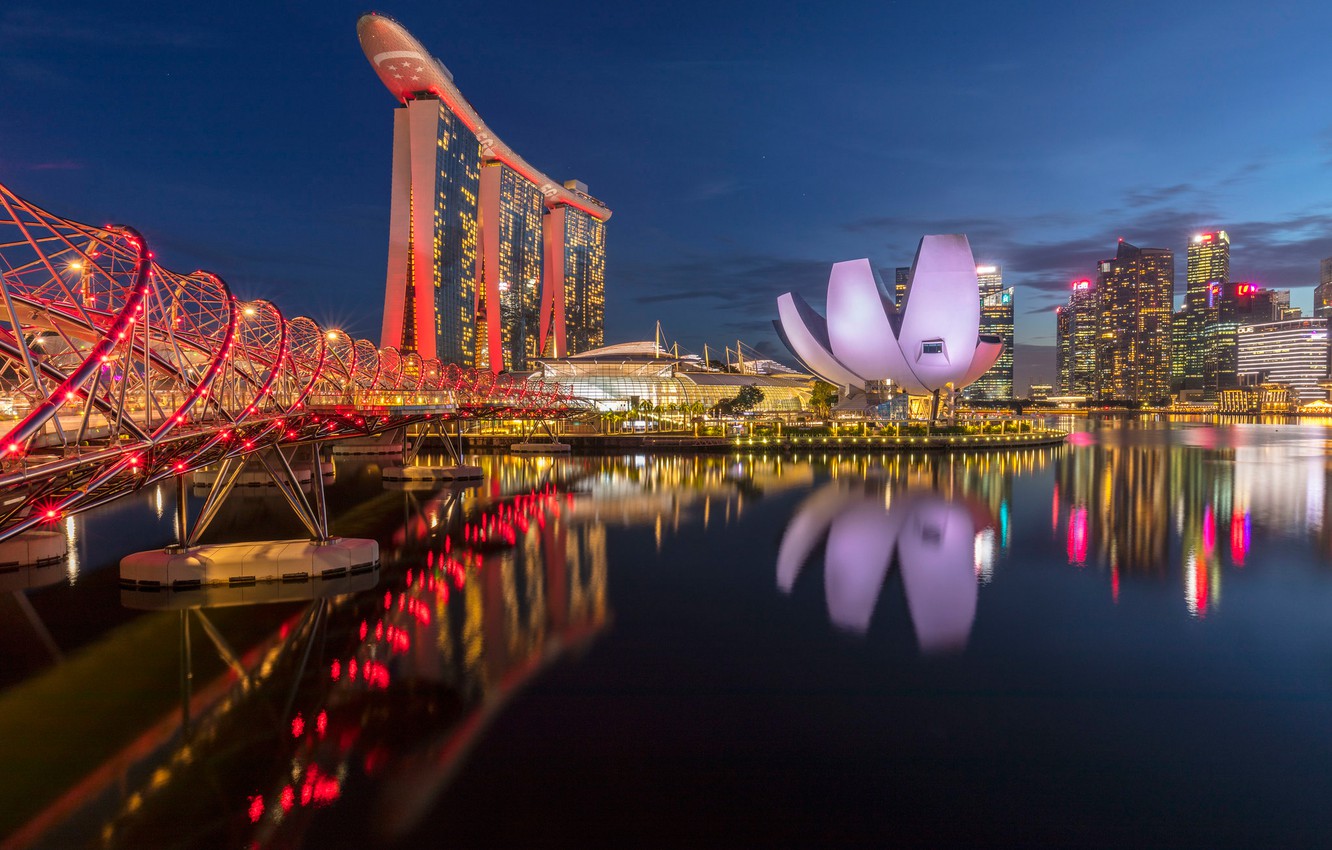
1202, 282, 1290, 397
1184, 231, 1230, 390
1170, 306, 1189, 392
1096, 240, 1174, 404
549, 184, 608, 356
966, 264, 1013, 400
1316, 258, 1332, 319
894, 267, 910, 311
1056, 278, 1096, 396
379, 95, 480, 365
359, 13, 611, 371
478, 162, 544, 371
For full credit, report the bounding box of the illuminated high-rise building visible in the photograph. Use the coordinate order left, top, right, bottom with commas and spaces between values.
478, 163, 544, 371
1316, 258, 1332, 319
377, 95, 480, 365
1170, 306, 1189, 392
894, 266, 910, 311
549, 184, 608, 356
1056, 278, 1096, 396
1202, 282, 1287, 397
1238, 318, 1330, 402
1095, 240, 1174, 403
965, 264, 1013, 400
1183, 231, 1230, 390
359, 13, 611, 371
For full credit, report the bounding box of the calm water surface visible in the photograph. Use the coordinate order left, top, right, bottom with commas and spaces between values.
6, 419, 1332, 847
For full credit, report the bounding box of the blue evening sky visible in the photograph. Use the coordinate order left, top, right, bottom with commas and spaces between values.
5, 1, 1332, 387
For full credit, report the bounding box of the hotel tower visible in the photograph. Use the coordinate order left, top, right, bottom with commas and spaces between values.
357, 13, 611, 372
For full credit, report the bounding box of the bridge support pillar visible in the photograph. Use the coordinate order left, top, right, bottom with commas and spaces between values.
175, 473, 189, 551
384, 417, 483, 484
309, 442, 329, 543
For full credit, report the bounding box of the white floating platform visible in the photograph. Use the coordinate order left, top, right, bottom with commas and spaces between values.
120, 537, 379, 588
382, 464, 484, 482
511, 441, 571, 455
0, 531, 67, 570
121, 566, 379, 610
0, 561, 65, 593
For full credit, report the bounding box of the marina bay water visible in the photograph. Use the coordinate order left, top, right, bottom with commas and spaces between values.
5, 418, 1332, 846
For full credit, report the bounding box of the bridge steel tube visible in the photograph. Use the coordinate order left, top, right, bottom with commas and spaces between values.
0, 180, 578, 544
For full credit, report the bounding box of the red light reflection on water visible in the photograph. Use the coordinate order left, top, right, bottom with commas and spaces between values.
1230, 511, 1250, 566
1067, 506, 1088, 564
1195, 557, 1210, 617
1202, 505, 1216, 556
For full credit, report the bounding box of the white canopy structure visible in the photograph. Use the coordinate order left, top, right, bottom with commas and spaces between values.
774, 235, 1003, 396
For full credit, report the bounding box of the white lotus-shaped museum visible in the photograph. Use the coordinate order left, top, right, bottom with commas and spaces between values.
774, 234, 1002, 395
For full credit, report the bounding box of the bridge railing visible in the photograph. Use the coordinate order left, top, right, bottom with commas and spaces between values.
0, 181, 577, 543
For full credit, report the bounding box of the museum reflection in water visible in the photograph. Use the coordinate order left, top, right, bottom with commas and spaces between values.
13, 431, 1332, 846
776, 462, 1009, 653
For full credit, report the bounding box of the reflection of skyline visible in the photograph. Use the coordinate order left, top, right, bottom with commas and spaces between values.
20, 434, 1332, 843
1053, 426, 1332, 615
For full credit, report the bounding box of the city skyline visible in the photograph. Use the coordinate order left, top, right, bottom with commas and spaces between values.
7, 2, 1332, 391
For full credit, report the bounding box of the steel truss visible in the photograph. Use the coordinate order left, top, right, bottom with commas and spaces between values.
0, 182, 573, 542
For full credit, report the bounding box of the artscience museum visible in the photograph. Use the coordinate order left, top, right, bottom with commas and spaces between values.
774, 234, 1003, 407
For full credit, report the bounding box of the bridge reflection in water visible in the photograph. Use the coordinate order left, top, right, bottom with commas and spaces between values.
10, 466, 606, 849
4, 449, 1047, 848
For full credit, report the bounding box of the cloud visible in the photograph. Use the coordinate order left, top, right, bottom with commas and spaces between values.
0, 7, 208, 49
1123, 184, 1193, 208
614, 253, 829, 360
683, 178, 743, 203
27, 160, 83, 171
636, 289, 734, 304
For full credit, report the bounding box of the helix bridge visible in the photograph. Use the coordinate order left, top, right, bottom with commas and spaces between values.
0, 181, 575, 548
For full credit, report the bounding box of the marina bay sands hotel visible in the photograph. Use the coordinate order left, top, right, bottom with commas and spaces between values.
357, 13, 610, 372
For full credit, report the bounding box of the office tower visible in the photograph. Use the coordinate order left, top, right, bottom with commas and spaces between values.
1184, 231, 1230, 390
1203, 283, 1287, 397
1238, 318, 1330, 401
1317, 258, 1332, 318
359, 13, 611, 370
1170, 307, 1189, 392
966, 264, 1013, 399
894, 267, 910, 311
1056, 278, 1096, 396
1096, 240, 1174, 403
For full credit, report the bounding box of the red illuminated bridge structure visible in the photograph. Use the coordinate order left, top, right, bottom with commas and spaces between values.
0, 182, 579, 547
